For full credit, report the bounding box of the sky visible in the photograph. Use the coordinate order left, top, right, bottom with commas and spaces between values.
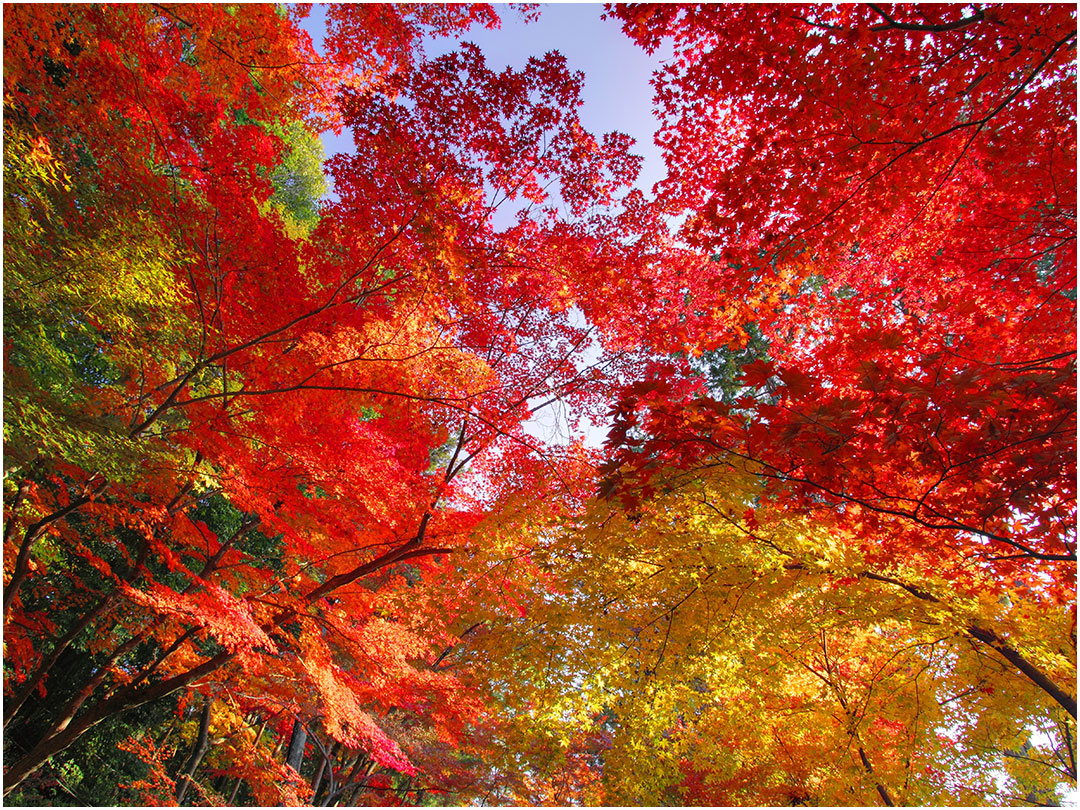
295, 15, 1080, 798
300, 4, 671, 447
303, 3, 672, 196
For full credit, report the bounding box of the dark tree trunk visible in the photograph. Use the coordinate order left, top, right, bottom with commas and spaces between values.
285, 718, 307, 773
175, 698, 212, 803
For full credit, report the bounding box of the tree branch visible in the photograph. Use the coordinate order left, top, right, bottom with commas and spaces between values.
868, 4, 985, 33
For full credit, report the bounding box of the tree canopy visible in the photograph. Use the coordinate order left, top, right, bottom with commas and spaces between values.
4, 3, 1075, 806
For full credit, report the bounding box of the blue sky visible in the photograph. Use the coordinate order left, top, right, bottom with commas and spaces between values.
299, 4, 671, 447
303, 3, 671, 196
296, 12, 1080, 797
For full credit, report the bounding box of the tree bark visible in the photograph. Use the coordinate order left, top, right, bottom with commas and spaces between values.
966, 625, 1077, 719
284, 718, 307, 774
312, 741, 341, 805
857, 746, 896, 806
2, 479, 32, 546
4, 480, 107, 617
862, 573, 1077, 719
175, 697, 213, 803
5, 537, 151, 728
3, 518, 434, 795
3, 648, 233, 795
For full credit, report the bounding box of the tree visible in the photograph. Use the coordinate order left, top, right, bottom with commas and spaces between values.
528, 3, 1076, 802
5, 3, 1075, 805
3, 4, 668, 802
470, 461, 1075, 804
600, 0, 1076, 593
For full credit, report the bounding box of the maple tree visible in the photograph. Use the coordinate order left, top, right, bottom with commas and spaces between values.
470, 460, 1075, 804
603, 0, 1075, 566
516, 3, 1073, 803
2, 3, 667, 803
599, 0, 1076, 604
3, 2, 1076, 807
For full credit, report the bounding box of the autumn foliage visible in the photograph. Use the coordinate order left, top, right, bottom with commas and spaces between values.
4, 3, 1076, 807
